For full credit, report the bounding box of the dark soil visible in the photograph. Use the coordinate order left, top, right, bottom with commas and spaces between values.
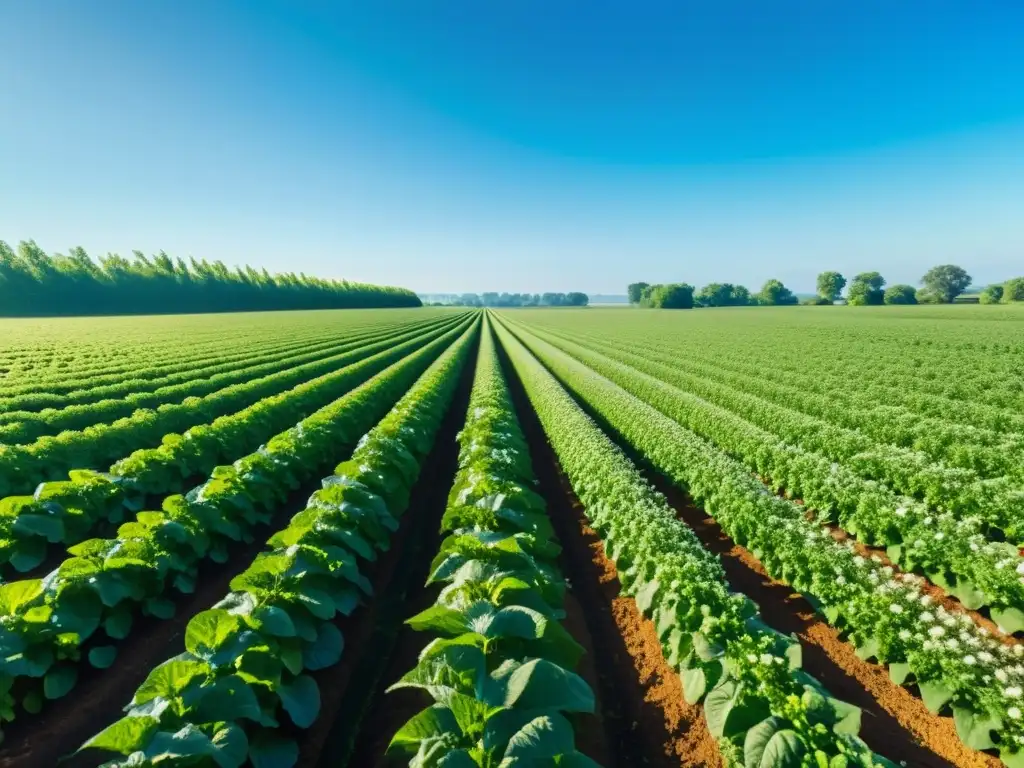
305, 347, 477, 768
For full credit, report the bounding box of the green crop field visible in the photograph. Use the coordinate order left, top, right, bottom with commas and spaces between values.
0, 304, 1023, 768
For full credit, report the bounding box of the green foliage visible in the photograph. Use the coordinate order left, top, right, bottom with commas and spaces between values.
0, 239, 419, 316
627, 282, 650, 304
73, 319, 478, 766
883, 284, 917, 305
847, 272, 886, 305
1004, 277, 1024, 303
815, 271, 846, 302
388, 321, 595, 766
641, 283, 695, 309
801, 296, 832, 306
695, 282, 752, 307
757, 279, 797, 306
920, 264, 972, 303
494, 317, 886, 768
979, 284, 1004, 304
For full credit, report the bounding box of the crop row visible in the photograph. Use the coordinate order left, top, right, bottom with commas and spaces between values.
507, 320, 1024, 631
515, 320, 1024, 543
73, 317, 478, 767
0, 314, 464, 499
386, 319, 598, 766
496, 317, 1024, 765
493, 318, 892, 767
0, 318, 471, 578
545, 324, 1024, 477
0, 310, 443, 412
0, 314, 448, 442
0, 319, 475, 734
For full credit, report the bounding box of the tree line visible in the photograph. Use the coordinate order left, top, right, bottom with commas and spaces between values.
629, 265, 1024, 309
0, 240, 421, 316
424, 292, 589, 307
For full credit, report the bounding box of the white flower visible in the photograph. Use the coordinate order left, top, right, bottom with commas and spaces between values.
890, 603, 904, 614
1015, 645, 1024, 657
1010, 706, 1023, 720
935, 532, 945, 541
895, 506, 907, 517
898, 629, 912, 641
747, 654, 758, 664
920, 595, 934, 607
979, 651, 995, 664
1005, 686, 1023, 699
836, 575, 847, 586
928, 626, 946, 638
969, 542, 979, 552
964, 655, 977, 666
920, 611, 935, 623
760, 654, 774, 665
997, 669, 1010, 683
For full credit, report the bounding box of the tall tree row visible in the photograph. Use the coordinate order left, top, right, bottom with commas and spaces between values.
0, 241, 421, 316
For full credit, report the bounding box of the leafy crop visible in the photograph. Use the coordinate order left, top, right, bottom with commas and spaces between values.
388, 320, 597, 767
494, 319, 891, 768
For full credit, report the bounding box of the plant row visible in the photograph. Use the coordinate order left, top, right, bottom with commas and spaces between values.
498, 319, 1024, 765
0, 318, 469, 577
0, 316, 465, 497
0, 321, 474, 733
387, 320, 598, 767
547, 325, 1024, 478
0, 322, 348, 410
511, 321, 1024, 631
493, 319, 892, 768
516, 320, 1024, 543
73, 317, 478, 768
0, 315, 442, 442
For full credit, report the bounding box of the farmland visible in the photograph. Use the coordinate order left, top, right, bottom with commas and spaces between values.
0, 304, 1023, 768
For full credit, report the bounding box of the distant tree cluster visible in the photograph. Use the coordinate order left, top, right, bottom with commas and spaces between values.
0, 240, 420, 316
434, 292, 588, 308
628, 279, 796, 309
628, 262, 1024, 310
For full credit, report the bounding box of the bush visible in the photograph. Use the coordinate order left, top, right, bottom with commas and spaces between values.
1004, 277, 1024, 303
884, 285, 918, 305
979, 285, 1004, 304
650, 283, 695, 309
802, 296, 832, 305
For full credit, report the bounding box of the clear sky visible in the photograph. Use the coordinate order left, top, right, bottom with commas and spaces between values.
2, 1, 1022, 294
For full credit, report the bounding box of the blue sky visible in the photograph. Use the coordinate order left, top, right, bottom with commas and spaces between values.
2, 1, 1022, 294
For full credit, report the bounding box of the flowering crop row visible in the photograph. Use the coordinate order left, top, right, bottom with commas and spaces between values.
493, 319, 892, 768
0, 317, 466, 576
543, 324, 1024, 479
498, 318, 1024, 765
72, 314, 478, 768
386, 319, 598, 766
506, 321, 1024, 633
0, 320, 475, 735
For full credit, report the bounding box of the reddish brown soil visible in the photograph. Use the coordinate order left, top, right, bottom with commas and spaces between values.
653, 475, 1001, 768
502, 350, 722, 768
768, 477, 1021, 646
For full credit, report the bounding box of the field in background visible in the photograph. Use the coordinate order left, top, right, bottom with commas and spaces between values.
0, 303, 1021, 767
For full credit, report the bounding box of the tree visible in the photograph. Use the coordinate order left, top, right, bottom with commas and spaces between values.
815, 271, 846, 302
757, 279, 797, 306
649, 283, 694, 309
847, 272, 886, 305
627, 282, 650, 304
566, 292, 589, 306
639, 284, 656, 307
695, 282, 752, 307
921, 264, 971, 303
979, 285, 1004, 304
1003, 277, 1024, 303
884, 284, 917, 305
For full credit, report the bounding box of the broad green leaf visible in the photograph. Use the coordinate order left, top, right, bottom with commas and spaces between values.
89, 645, 118, 669
43, 664, 78, 699
279, 674, 320, 728
502, 713, 575, 761
302, 623, 344, 671
80, 716, 158, 756
249, 731, 299, 768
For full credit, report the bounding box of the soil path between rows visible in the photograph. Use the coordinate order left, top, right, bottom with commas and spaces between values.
299, 343, 478, 768
499, 343, 722, 768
